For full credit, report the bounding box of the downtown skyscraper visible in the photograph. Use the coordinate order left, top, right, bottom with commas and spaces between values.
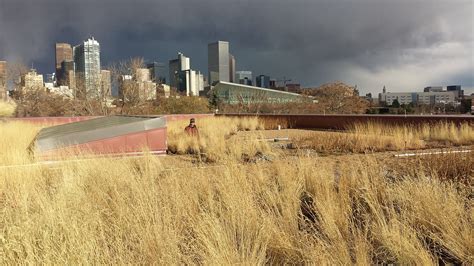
208, 41, 230, 85
73, 37, 101, 98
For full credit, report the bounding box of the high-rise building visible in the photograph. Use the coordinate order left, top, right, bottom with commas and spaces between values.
147, 62, 167, 84
73, 37, 101, 98
229, 54, 235, 83
100, 70, 112, 99
0, 61, 7, 100
55, 43, 73, 72
168, 52, 203, 96
236, 71, 252, 86
208, 41, 230, 85
169, 52, 190, 89
256, 75, 270, 88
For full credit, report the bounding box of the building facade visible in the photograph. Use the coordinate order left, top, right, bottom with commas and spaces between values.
208, 41, 230, 85
0, 61, 7, 100
55, 43, 72, 72
256, 75, 270, 88
211, 81, 305, 104
169, 52, 190, 89
21, 69, 44, 90
73, 37, 101, 98
169, 52, 203, 96
379, 88, 459, 106
100, 70, 112, 99
147, 62, 167, 84
229, 54, 235, 83
236, 71, 252, 86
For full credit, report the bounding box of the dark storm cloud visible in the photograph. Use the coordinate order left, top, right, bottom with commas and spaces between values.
0, 0, 472, 94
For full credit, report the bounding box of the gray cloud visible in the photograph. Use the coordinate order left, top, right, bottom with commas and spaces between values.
0, 0, 472, 94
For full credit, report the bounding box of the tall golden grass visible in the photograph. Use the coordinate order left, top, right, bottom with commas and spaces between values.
293, 121, 474, 153
167, 117, 269, 162
0, 101, 16, 117
0, 119, 473, 264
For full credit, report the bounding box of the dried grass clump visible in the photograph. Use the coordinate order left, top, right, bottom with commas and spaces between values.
0, 122, 42, 165
167, 117, 268, 162
294, 121, 473, 153
0, 101, 16, 117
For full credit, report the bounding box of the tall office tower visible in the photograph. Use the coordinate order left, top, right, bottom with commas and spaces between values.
229, 54, 235, 83
55, 43, 73, 72
73, 37, 101, 98
55, 43, 72, 85
100, 70, 112, 99
0, 61, 6, 100
169, 52, 190, 89
236, 71, 253, 86
208, 41, 230, 85
256, 75, 270, 88
147, 62, 167, 84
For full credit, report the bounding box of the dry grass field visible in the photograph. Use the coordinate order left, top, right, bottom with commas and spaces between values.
0, 117, 473, 264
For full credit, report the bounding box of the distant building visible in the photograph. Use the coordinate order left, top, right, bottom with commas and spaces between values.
21, 69, 44, 90
447, 85, 463, 100
236, 71, 252, 86
58, 60, 75, 87
119, 69, 157, 101
208, 41, 230, 85
256, 75, 270, 88
169, 52, 190, 89
424, 86, 443, 92
100, 70, 112, 99
147, 62, 167, 84
136, 68, 157, 101
169, 52, 203, 96
55, 43, 72, 74
45, 73, 55, 84
73, 37, 101, 98
229, 54, 235, 83
211, 81, 306, 104
285, 83, 301, 92
379, 87, 458, 105
48, 85, 74, 98
0, 61, 7, 100
269, 79, 277, 89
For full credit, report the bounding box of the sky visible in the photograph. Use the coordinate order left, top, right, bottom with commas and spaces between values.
0, 0, 473, 95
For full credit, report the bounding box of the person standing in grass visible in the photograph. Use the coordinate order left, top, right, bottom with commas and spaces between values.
184, 118, 199, 136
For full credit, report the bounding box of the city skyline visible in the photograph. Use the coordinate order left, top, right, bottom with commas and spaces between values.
0, 0, 472, 95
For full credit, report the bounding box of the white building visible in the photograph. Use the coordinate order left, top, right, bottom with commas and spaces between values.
22, 69, 44, 90
379, 88, 458, 105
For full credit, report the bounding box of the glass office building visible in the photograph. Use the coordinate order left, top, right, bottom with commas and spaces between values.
211, 81, 305, 104
73, 38, 101, 98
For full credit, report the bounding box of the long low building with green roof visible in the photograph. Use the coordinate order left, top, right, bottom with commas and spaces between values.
210, 81, 308, 104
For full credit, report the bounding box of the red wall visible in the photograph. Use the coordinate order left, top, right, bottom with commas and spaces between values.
4, 114, 214, 126
39, 127, 167, 159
